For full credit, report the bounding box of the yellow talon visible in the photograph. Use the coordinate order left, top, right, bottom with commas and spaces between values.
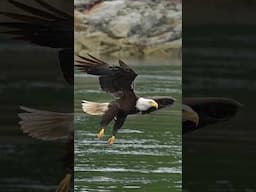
107, 136, 115, 145
56, 173, 71, 192
97, 128, 105, 139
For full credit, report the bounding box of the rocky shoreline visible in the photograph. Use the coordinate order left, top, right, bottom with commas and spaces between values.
75, 0, 181, 59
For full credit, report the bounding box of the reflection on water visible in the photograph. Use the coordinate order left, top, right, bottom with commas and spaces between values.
75, 60, 181, 192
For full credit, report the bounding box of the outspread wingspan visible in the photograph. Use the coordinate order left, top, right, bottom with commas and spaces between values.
75, 54, 138, 94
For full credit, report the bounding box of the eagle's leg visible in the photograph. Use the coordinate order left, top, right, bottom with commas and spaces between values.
97, 128, 105, 139
107, 114, 127, 145
56, 173, 71, 192
107, 135, 116, 145
98, 104, 119, 140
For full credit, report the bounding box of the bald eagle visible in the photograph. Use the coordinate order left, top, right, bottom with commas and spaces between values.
75, 54, 176, 144
182, 97, 242, 134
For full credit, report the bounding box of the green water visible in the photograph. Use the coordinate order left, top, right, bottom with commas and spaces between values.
74, 59, 182, 192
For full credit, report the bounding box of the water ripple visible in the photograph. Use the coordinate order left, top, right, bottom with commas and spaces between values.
75, 167, 181, 174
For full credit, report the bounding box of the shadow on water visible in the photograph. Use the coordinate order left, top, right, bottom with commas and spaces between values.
75, 59, 182, 192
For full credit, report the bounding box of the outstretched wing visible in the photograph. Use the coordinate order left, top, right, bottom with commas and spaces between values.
0, 0, 74, 85
142, 96, 176, 114
18, 106, 73, 141
0, 0, 73, 48
75, 54, 138, 93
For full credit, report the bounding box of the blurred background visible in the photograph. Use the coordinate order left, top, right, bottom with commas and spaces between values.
183, 0, 256, 191
0, 0, 73, 191
74, 0, 181, 59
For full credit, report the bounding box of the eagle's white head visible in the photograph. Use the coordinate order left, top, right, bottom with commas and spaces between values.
136, 97, 159, 111
182, 104, 199, 126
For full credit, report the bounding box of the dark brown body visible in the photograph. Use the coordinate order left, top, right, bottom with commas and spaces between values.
100, 90, 138, 136
116, 90, 138, 114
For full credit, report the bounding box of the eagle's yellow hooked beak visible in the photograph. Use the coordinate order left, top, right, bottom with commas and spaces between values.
149, 100, 159, 109
182, 105, 199, 127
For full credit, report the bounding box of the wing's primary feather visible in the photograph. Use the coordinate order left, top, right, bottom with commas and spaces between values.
0, 0, 73, 48
75, 54, 138, 93
75, 55, 110, 75
7, 0, 62, 20
0, 12, 51, 22
35, 0, 72, 19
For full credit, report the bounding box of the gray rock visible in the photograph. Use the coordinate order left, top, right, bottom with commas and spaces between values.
127, 1, 148, 9
75, 0, 182, 59
164, 10, 181, 25
140, 10, 163, 33
108, 12, 142, 38
143, 39, 181, 58
86, 0, 126, 25
147, 31, 175, 45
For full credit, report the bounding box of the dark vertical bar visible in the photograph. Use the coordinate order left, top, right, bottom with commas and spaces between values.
0, 0, 74, 191
183, 0, 256, 191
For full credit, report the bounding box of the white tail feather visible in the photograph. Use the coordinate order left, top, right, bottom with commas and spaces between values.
18, 106, 73, 141
82, 100, 109, 116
